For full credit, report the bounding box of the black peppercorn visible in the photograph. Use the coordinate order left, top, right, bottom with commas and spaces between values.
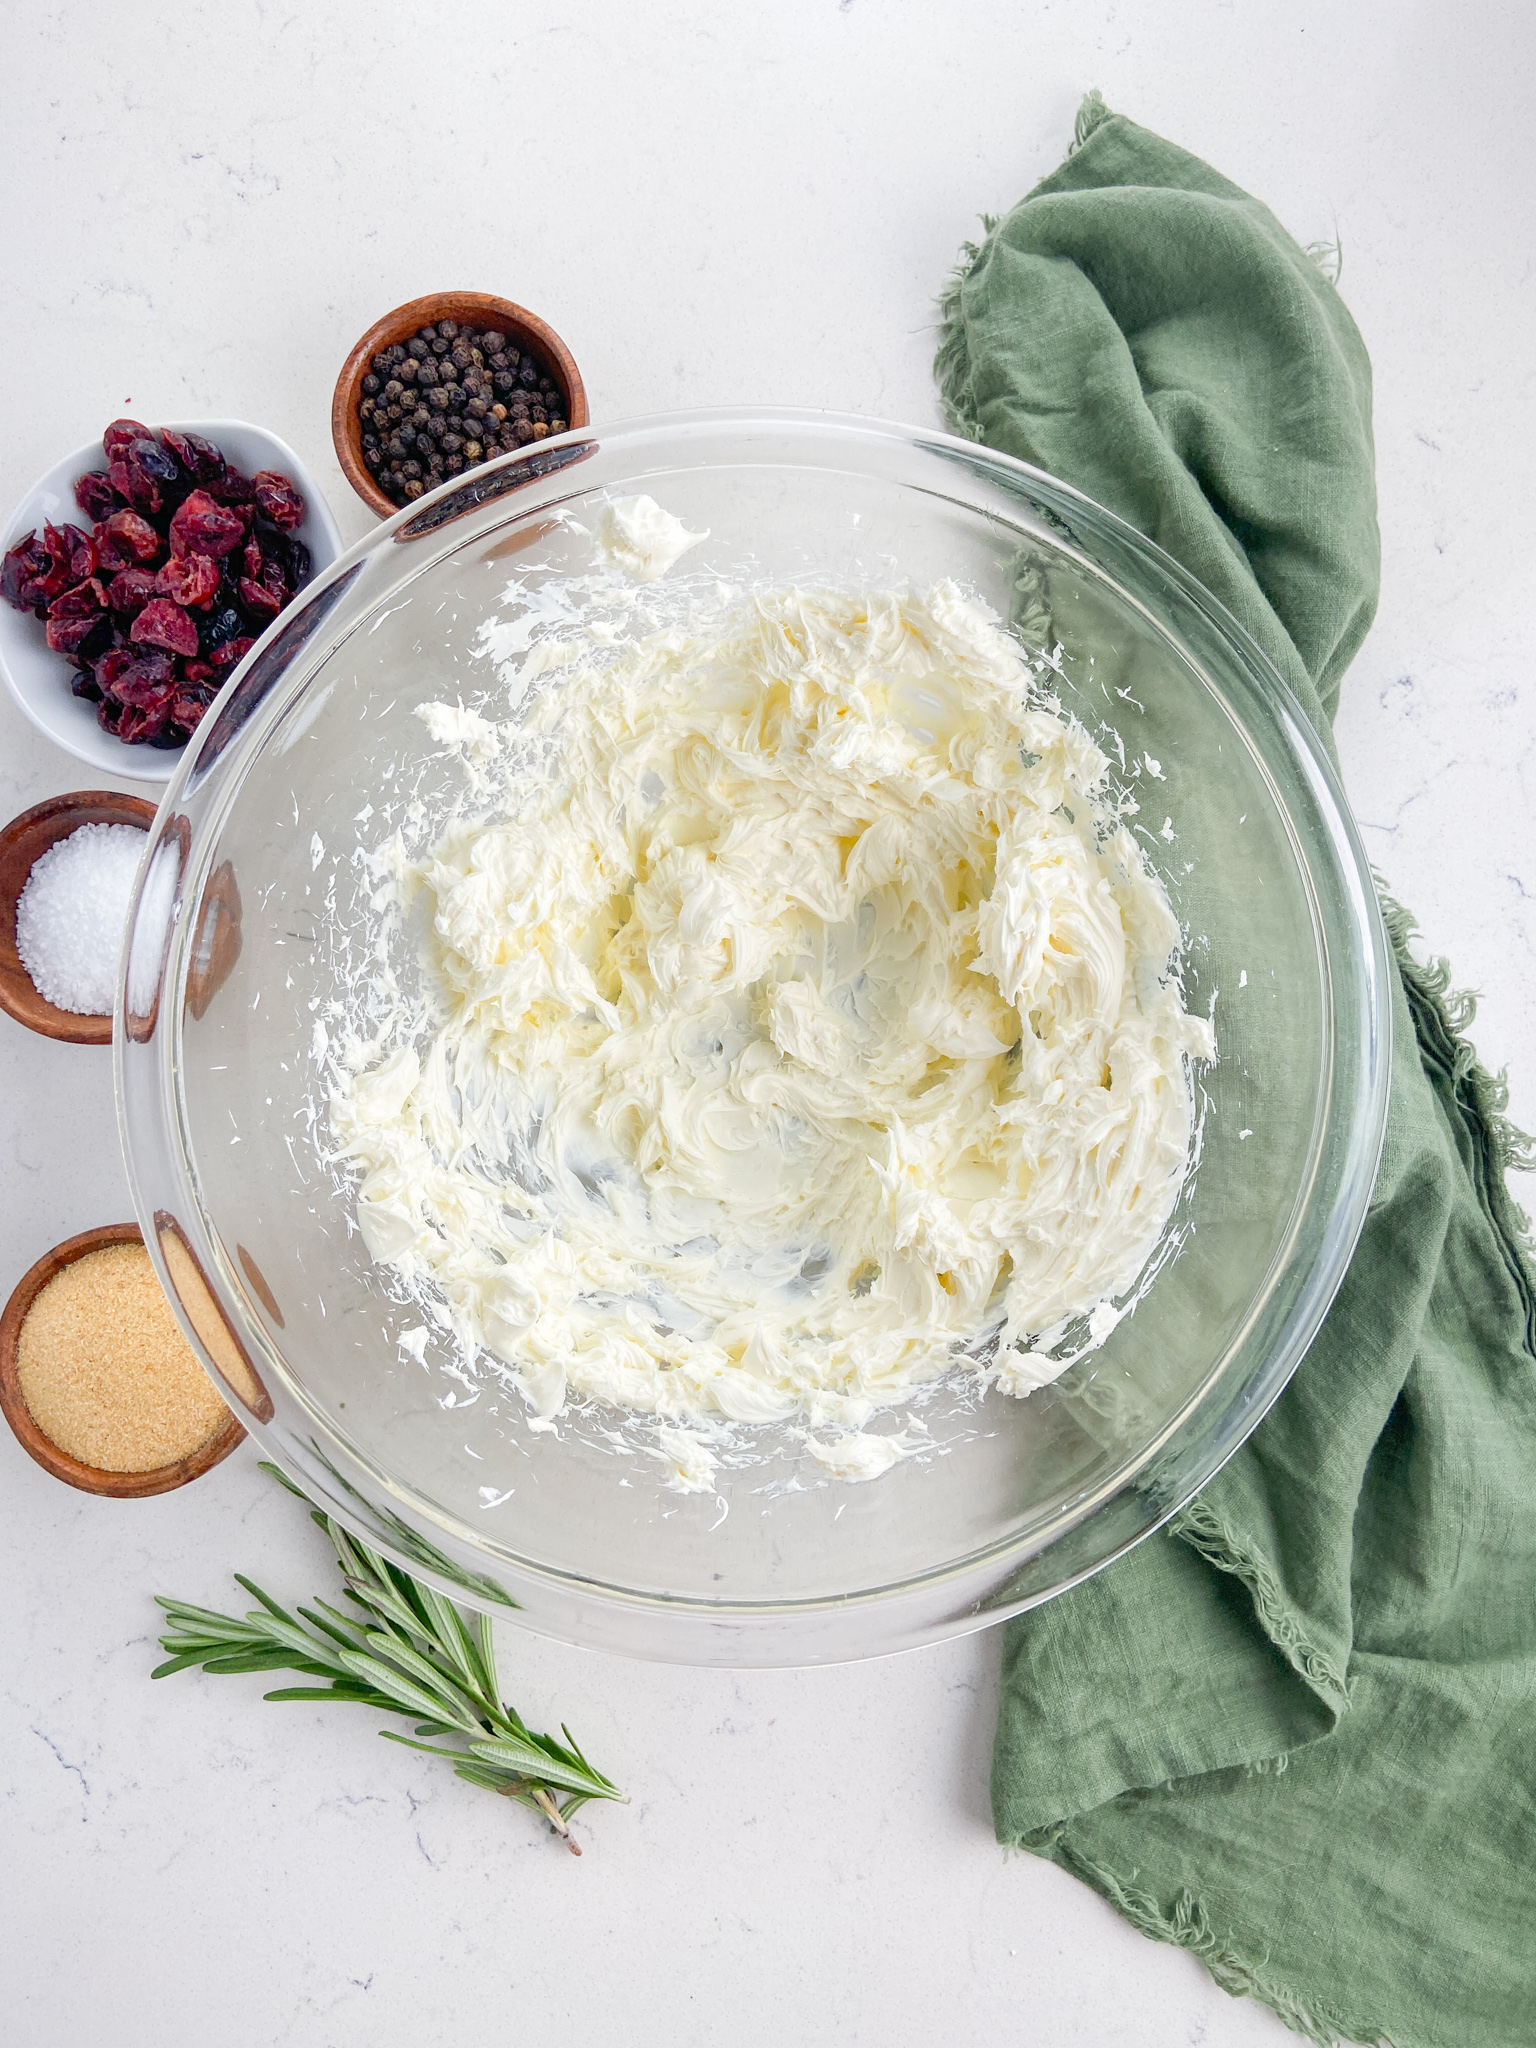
355, 314, 569, 506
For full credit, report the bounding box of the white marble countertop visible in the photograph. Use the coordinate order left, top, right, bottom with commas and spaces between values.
3, 5, 1532, 2042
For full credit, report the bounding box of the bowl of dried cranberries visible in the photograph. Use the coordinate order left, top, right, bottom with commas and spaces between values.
0, 421, 343, 785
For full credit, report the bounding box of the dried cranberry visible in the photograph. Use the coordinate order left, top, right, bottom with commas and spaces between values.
278, 534, 310, 587
117, 649, 175, 689
116, 658, 179, 709
130, 596, 200, 657
241, 536, 263, 582
97, 694, 124, 733
105, 509, 163, 564
170, 688, 212, 731
92, 520, 130, 572
169, 490, 245, 560
74, 470, 118, 521
107, 567, 159, 616
206, 466, 255, 506
210, 634, 254, 669
46, 611, 112, 657
103, 418, 152, 463
64, 526, 98, 582
6, 527, 67, 607
198, 603, 244, 653
1, 533, 45, 610
118, 695, 175, 743
252, 470, 305, 529
199, 602, 244, 651
180, 659, 215, 684
48, 578, 108, 618
33, 525, 78, 601
108, 458, 136, 502
121, 437, 184, 515
71, 668, 104, 702
156, 551, 221, 608
160, 430, 225, 485
238, 576, 282, 622
94, 647, 136, 695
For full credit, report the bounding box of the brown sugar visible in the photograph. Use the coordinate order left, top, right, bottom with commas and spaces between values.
16, 1243, 230, 1472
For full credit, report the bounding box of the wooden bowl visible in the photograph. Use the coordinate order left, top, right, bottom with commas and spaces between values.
331, 291, 589, 520
0, 1222, 246, 1497
0, 791, 158, 1044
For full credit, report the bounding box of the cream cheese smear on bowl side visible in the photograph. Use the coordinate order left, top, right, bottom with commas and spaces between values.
326, 497, 1214, 1492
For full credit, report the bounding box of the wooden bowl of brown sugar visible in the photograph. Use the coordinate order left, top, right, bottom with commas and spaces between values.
331, 289, 588, 520
0, 1223, 245, 1497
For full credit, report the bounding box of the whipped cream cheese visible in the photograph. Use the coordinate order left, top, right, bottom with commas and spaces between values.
589, 495, 706, 582
331, 578, 1213, 1475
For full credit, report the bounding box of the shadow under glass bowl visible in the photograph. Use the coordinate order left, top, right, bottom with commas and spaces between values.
115, 411, 1390, 1666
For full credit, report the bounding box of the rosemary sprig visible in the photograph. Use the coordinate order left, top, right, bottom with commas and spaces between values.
152, 1464, 624, 1852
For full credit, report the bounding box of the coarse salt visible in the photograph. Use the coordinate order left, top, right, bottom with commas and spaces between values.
16, 821, 148, 1016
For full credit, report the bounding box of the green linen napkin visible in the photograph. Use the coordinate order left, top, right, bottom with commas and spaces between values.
937, 95, 1536, 2048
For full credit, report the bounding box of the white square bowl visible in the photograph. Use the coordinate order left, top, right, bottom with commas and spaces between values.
0, 420, 344, 785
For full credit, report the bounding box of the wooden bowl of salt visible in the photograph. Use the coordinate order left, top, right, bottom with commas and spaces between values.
0, 1223, 245, 1497
0, 790, 158, 1044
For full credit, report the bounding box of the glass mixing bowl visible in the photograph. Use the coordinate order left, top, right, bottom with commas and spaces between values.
116, 412, 1390, 1665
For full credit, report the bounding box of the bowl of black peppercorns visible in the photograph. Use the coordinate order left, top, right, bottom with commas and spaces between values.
331, 291, 587, 519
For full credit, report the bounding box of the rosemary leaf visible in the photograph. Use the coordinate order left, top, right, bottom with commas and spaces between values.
152, 1466, 623, 1849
